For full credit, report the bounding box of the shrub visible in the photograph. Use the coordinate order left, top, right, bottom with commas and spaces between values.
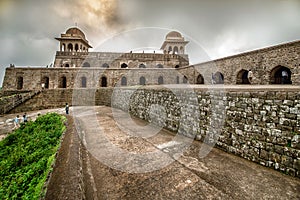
0, 113, 66, 199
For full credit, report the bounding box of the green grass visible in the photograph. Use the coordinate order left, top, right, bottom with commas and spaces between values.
0, 113, 66, 200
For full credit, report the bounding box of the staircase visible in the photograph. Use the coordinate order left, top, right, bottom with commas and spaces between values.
0, 90, 42, 115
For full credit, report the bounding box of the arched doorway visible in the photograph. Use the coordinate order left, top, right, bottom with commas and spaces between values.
157, 64, 163, 68
270, 66, 292, 84
59, 76, 67, 88
236, 70, 250, 84
173, 46, 179, 54
158, 76, 164, 85
121, 77, 127, 86
102, 63, 109, 68
75, 44, 79, 52
183, 76, 188, 84
196, 74, 204, 84
81, 76, 87, 88
121, 63, 127, 68
67, 43, 73, 52
213, 72, 224, 84
17, 77, 23, 90
42, 76, 50, 89
140, 76, 146, 85
139, 64, 146, 68
83, 62, 90, 67
101, 76, 107, 87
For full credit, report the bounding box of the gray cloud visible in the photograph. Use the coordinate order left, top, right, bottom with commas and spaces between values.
1, 0, 300, 86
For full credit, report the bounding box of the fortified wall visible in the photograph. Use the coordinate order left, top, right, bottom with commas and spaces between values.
7, 86, 300, 177
112, 86, 300, 178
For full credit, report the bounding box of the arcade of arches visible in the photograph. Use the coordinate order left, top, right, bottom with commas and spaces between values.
11, 66, 294, 90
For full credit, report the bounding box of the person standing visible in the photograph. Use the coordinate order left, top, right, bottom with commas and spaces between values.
282, 70, 288, 84
65, 103, 69, 115
23, 113, 28, 123
247, 69, 253, 84
14, 115, 20, 129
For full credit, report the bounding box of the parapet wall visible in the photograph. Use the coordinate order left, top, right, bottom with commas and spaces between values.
112, 86, 300, 177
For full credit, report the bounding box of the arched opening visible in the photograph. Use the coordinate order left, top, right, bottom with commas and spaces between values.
65, 63, 70, 68
173, 46, 179, 54
175, 65, 180, 68
270, 66, 292, 84
62, 43, 66, 51
101, 76, 107, 87
183, 76, 188, 84
236, 69, 250, 84
75, 43, 79, 52
121, 77, 127, 86
157, 64, 163, 68
158, 76, 164, 85
213, 72, 224, 84
139, 76, 146, 85
139, 64, 146, 68
42, 76, 50, 89
180, 46, 184, 54
67, 43, 73, 52
168, 46, 172, 54
121, 63, 128, 68
81, 76, 87, 88
83, 62, 90, 67
59, 76, 67, 88
196, 74, 204, 84
102, 63, 109, 68
17, 77, 23, 90
176, 76, 180, 84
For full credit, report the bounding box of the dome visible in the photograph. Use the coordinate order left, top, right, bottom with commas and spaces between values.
66, 27, 86, 39
166, 31, 182, 39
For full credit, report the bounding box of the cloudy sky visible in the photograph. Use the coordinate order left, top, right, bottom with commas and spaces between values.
1, 0, 300, 86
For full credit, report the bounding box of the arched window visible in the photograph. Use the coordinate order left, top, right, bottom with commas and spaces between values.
139, 64, 146, 68
140, 76, 146, 85
158, 76, 164, 85
180, 46, 184, 54
157, 64, 163, 68
213, 72, 224, 84
62, 43, 66, 51
83, 62, 90, 67
270, 66, 292, 84
176, 76, 180, 84
59, 76, 67, 88
121, 63, 128, 68
17, 77, 23, 90
236, 69, 250, 84
173, 46, 179, 54
75, 44, 79, 52
168, 46, 172, 54
67, 43, 73, 52
196, 74, 204, 84
65, 63, 70, 68
42, 76, 50, 89
101, 76, 107, 87
81, 76, 87, 88
121, 77, 127, 86
183, 76, 188, 84
175, 65, 180, 68
102, 63, 109, 68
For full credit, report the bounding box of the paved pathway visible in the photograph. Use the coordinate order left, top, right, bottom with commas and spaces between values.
2, 106, 299, 199
69, 106, 299, 199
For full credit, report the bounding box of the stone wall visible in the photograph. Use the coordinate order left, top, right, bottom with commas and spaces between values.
54, 51, 189, 68
178, 40, 300, 85
6, 86, 300, 177
111, 87, 300, 177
